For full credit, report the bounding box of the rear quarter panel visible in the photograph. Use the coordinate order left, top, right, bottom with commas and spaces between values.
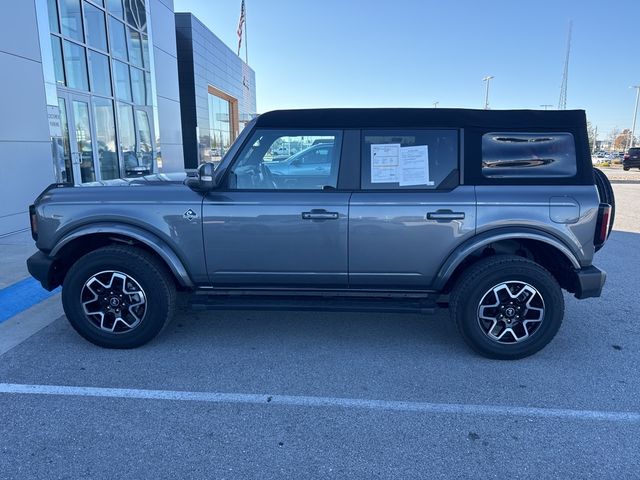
475, 185, 600, 266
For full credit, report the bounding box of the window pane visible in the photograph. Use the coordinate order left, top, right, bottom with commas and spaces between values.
141, 33, 149, 68
117, 103, 138, 175
130, 67, 145, 104
112, 60, 131, 101
125, 0, 146, 31
88, 50, 111, 96
482, 132, 577, 178
63, 41, 88, 90
361, 130, 458, 190
72, 100, 95, 182
136, 110, 153, 154
48, 0, 60, 33
60, 0, 83, 42
57, 98, 74, 183
127, 27, 143, 67
144, 72, 152, 105
107, 0, 123, 18
84, 2, 108, 51
108, 16, 127, 60
93, 98, 119, 180
51, 35, 65, 85
231, 131, 342, 190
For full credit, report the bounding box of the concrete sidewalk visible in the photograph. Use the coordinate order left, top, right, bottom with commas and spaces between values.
0, 230, 36, 288
0, 230, 61, 354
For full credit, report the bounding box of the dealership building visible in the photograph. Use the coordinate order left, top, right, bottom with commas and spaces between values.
0, 0, 256, 235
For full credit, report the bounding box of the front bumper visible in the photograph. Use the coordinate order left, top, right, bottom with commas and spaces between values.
573, 265, 606, 299
26, 251, 59, 291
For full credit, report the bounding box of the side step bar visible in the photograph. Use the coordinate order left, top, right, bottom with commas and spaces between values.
188, 295, 440, 315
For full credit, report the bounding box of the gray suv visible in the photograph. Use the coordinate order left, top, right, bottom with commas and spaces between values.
27, 108, 614, 359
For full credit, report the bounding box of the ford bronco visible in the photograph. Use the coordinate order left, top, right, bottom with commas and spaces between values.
27, 108, 614, 359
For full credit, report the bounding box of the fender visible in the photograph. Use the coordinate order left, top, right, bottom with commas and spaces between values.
433, 227, 581, 290
50, 222, 194, 287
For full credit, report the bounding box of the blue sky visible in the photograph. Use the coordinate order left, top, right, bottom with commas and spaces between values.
174, 0, 640, 139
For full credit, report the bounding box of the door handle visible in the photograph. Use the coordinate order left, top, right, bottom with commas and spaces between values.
302, 210, 339, 220
427, 210, 465, 221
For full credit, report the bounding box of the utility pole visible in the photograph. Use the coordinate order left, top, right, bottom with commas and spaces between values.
558, 21, 572, 110
540, 104, 553, 110
433, 101, 439, 108
483, 76, 494, 110
627, 85, 640, 150
593, 125, 598, 153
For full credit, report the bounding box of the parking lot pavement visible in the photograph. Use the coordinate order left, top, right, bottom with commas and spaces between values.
597, 164, 640, 183
1, 185, 639, 478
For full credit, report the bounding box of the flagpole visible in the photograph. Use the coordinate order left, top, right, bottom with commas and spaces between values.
244, 1, 248, 65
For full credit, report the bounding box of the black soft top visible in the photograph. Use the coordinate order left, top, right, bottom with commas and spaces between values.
255, 108, 587, 130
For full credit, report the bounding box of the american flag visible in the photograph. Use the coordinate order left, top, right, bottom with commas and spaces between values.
237, 0, 246, 56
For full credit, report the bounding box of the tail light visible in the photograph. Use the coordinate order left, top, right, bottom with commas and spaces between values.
594, 203, 611, 249
624, 154, 629, 160
29, 204, 38, 241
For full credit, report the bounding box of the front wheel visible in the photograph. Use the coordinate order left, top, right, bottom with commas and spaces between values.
62, 245, 176, 348
450, 255, 564, 360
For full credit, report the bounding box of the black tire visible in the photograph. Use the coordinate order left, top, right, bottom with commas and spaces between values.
593, 167, 616, 237
623, 167, 630, 171
62, 245, 176, 348
450, 255, 564, 360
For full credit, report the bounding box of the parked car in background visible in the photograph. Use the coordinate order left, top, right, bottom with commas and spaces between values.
623, 147, 640, 170
265, 143, 334, 188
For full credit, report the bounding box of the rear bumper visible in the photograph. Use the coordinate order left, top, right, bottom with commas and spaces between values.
623, 159, 640, 168
573, 265, 606, 299
26, 251, 58, 291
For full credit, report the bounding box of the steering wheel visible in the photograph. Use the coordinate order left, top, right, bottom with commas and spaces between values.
245, 162, 277, 189
259, 163, 278, 189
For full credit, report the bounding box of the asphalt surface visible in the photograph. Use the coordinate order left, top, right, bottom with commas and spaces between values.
1, 185, 639, 479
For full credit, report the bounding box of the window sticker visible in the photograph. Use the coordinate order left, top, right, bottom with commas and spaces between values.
370, 143, 400, 183
399, 145, 433, 186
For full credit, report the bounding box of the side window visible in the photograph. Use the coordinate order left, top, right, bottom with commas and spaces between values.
229, 130, 342, 190
482, 132, 577, 179
361, 130, 458, 190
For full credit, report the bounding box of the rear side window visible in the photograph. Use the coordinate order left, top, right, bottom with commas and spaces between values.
361, 129, 458, 190
482, 132, 576, 179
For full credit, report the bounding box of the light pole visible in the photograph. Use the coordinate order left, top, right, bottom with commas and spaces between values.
433, 101, 439, 108
540, 104, 553, 110
627, 85, 640, 150
483, 76, 494, 110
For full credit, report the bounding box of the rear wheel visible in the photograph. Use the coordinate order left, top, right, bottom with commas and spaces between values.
62, 245, 176, 348
450, 255, 564, 360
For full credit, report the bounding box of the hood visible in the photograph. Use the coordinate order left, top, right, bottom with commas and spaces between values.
77, 172, 188, 187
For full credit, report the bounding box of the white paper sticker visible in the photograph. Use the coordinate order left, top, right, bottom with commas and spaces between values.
399, 145, 433, 186
371, 143, 400, 183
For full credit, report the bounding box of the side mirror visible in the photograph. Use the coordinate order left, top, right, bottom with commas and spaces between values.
291, 159, 302, 167
186, 162, 218, 192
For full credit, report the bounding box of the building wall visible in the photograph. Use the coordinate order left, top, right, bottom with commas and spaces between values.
148, 0, 184, 172
175, 13, 257, 169
0, 1, 54, 236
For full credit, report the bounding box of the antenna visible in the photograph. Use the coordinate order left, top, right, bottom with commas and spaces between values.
558, 21, 572, 110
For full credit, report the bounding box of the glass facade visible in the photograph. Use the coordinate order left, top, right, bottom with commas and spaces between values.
206, 92, 232, 164
175, 13, 257, 169
48, 0, 155, 183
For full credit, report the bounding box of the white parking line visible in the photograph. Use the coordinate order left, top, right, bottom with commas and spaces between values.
1, 382, 639, 423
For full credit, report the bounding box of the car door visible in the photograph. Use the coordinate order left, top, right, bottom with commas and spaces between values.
349, 129, 476, 289
202, 129, 350, 288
